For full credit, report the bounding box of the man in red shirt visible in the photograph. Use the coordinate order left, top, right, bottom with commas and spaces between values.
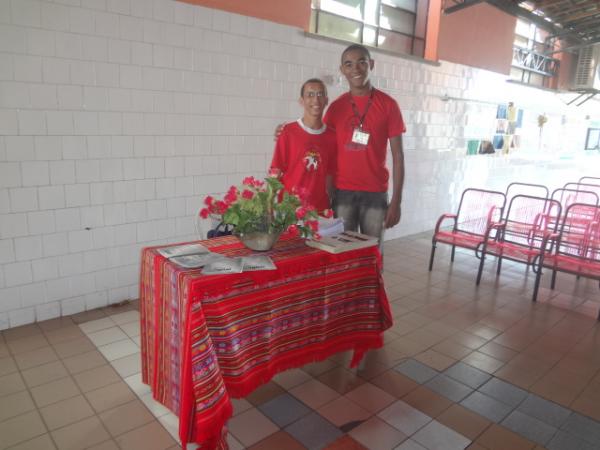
271, 78, 336, 212
325, 44, 406, 242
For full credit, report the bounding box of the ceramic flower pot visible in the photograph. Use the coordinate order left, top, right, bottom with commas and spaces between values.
239, 231, 281, 251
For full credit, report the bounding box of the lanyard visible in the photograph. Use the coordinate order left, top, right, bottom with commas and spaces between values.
350, 88, 374, 128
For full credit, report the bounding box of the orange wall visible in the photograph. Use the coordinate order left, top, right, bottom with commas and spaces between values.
424, 0, 442, 61
437, 2, 516, 74
178, 0, 312, 30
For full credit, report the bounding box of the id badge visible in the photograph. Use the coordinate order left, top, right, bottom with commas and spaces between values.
351, 128, 370, 146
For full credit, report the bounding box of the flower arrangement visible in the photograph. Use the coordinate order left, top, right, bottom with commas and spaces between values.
200, 175, 329, 239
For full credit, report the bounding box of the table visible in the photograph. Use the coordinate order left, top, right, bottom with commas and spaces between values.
140, 234, 392, 449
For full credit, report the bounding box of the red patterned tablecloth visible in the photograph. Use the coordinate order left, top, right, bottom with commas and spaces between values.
140, 234, 392, 449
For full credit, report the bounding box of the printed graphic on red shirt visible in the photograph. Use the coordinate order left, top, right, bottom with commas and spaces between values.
303, 150, 321, 171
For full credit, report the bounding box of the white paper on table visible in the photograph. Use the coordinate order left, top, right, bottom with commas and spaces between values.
241, 255, 277, 271
170, 252, 222, 269
201, 257, 243, 275
317, 217, 345, 237
157, 243, 210, 259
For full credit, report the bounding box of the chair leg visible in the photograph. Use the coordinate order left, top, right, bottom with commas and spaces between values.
551, 270, 557, 289
532, 269, 542, 302
496, 256, 503, 276
451, 245, 456, 262
428, 243, 436, 271
476, 255, 486, 285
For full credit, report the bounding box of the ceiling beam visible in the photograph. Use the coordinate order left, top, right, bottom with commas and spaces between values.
560, 9, 600, 25
443, 0, 485, 14
486, 0, 570, 38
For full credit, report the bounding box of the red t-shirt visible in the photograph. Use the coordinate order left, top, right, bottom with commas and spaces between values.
324, 88, 405, 192
271, 120, 336, 211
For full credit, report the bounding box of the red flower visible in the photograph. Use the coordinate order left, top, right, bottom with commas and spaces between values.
224, 191, 237, 205
243, 176, 255, 186
323, 208, 333, 218
204, 196, 214, 206
313, 232, 321, 240
268, 168, 281, 178
295, 207, 307, 220
287, 224, 299, 236
215, 200, 228, 214
306, 220, 319, 232
199, 208, 209, 219
242, 189, 254, 199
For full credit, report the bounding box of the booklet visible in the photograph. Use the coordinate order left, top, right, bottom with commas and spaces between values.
305, 231, 379, 254
241, 255, 277, 271
170, 252, 223, 269
202, 257, 244, 275
157, 243, 210, 259
317, 217, 345, 238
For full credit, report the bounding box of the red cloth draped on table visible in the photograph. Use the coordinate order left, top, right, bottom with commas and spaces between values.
140, 234, 393, 449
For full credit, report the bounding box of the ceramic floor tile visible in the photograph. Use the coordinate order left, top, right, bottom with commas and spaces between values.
349, 416, 407, 450
73, 364, 121, 392
377, 399, 432, 435
462, 351, 505, 374
285, 411, 344, 450
86, 327, 129, 347
517, 394, 571, 428
140, 392, 174, 417
13, 346, 58, 370
158, 412, 180, 442
30, 376, 81, 408
123, 373, 151, 397
425, 374, 474, 403
97, 339, 139, 362
53, 336, 96, 359
271, 368, 312, 390
79, 318, 116, 335
20, 360, 69, 388
114, 420, 176, 450
110, 352, 141, 377
501, 410, 557, 446
345, 382, 396, 414
245, 381, 285, 406
43, 325, 85, 345
412, 420, 471, 450
393, 438, 428, 450
460, 391, 514, 423
560, 413, 600, 446
62, 350, 107, 374
371, 370, 420, 398
258, 392, 312, 428
0, 355, 18, 376
476, 424, 537, 450
436, 404, 491, 441
4, 434, 57, 450
99, 399, 155, 436
0, 410, 47, 449
6, 334, 49, 354
85, 440, 121, 450
109, 310, 139, 325
547, 430, 598, 450
85, 381, 136, 413
228, 408, 279, 447
394, 359, 439, 384
39, 395, 95, 430
0, 390, 36, 422
317, 395, 371, 428
247, 430, 306, 450
119, 321, 140, 338
289, 378, 340, 410
477, 377, 528, 408
444, 362, 492, 389
402, 385, 453, 418
414, 349, 457, 372
324, 435, 370, 450
318, 366, 366, 394
0, 371, 26, 397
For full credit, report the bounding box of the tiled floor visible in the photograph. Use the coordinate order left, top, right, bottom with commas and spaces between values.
1, 231, 600, 450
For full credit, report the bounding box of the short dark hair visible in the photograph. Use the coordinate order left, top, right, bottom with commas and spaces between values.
341, 44, 371, 63
300, 78, 327, 97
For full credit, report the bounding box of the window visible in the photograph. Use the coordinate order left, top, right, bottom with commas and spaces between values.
585, 128, 600, 150
510, 19, 559, 87
309, 0, 426, 57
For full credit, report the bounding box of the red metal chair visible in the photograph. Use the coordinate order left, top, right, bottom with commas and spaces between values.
533, 203, 600, 320
476, 194, 561, 285
505, 182, 549, 207
564, 182, 600, 200
552, 187, 599, 210
429, 188, 505, 271
579, 176, 600, 185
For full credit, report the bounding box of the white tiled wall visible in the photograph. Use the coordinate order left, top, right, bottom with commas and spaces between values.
0, 0, 598, 329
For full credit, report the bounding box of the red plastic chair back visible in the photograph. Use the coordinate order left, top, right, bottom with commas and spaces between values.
505, 182, 549, 211
501, 195, 561, 249
454, 188, 505, 236
556, 203, 600, 260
